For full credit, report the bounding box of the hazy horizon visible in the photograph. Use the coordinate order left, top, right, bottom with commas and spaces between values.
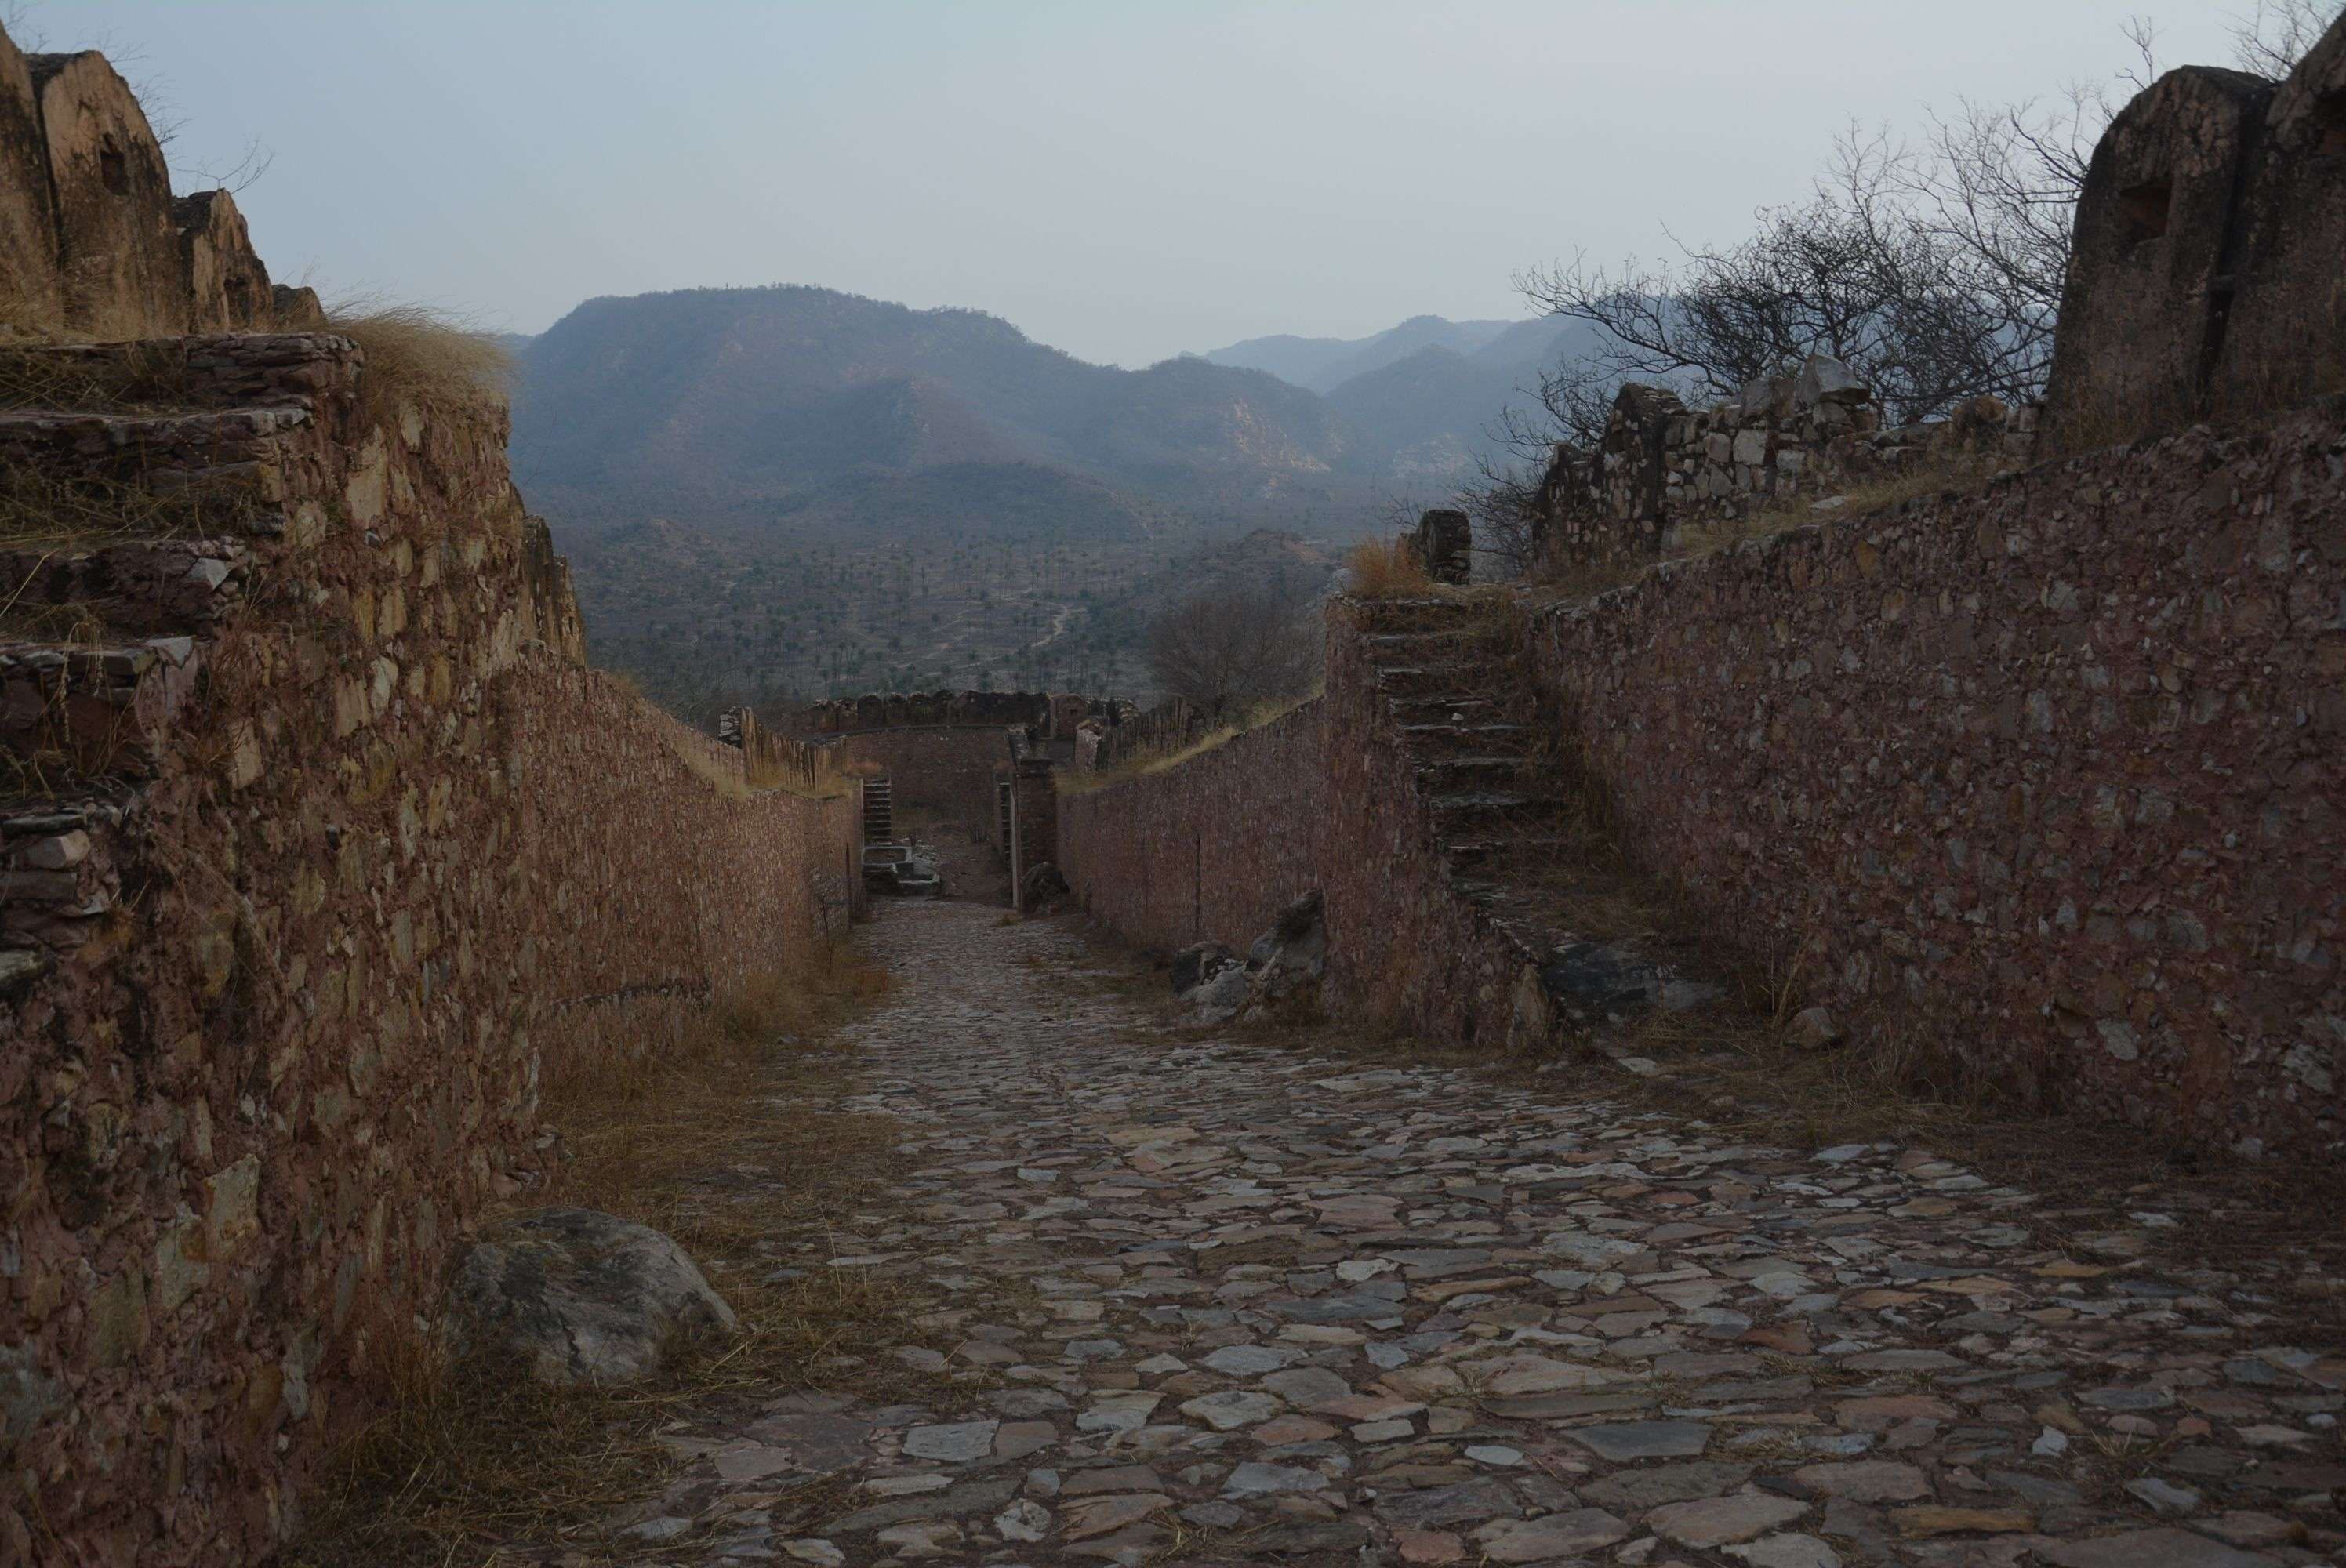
20, 1, 2245, 368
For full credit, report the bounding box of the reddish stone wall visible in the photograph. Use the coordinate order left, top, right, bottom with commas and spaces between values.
837, 726, 1011, 831
1531, 407, 2346, 1157
0, 336, 861, 1566
1316, 617, 1543, 1051
1057, 702, 1325, 955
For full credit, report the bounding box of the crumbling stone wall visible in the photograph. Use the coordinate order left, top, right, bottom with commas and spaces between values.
2043, 12, 2346, 446
0, 23, 310, 341
1531, 405, 2346, 1156
1531, 361, 2030, 575
0, 335, 860, 1566
1057, 701, 1325, 955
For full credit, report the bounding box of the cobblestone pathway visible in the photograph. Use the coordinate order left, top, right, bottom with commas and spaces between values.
631, 902, 2344, 1566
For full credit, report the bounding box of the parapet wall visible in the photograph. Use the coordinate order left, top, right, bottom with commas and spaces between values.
1058, 701, 1325, 955
785, 688, 1123, 739
1531, 405, 2346, 1156
0, 334, 861, 1566
1533, 361, 2031, 574
834, 724, 1015, 833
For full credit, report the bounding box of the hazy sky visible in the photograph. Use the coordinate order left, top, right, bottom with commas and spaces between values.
20, 1, 2246, 368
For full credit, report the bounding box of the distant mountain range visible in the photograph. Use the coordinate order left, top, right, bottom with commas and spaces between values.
505, 287, 1605, 717
507, 287, 1598, 550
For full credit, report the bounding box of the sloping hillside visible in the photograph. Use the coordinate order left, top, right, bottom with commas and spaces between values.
1205, 313, 1608, 479
510, 285, 1370, 539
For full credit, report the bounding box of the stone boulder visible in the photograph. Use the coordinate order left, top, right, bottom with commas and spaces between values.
1020, 860, 1070, 914
1238, 890, 1327, 1024
1171, 941, 1239, 995
175, 191, 273, 332
448, 1207, 737, 1386
1793, 354, 1869, 408
2040, 64, 2274, 448
0, 26, 59, 336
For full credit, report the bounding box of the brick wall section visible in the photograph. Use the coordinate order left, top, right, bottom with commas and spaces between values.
1531, 407, 2346, 1156
1058, 701, 1326, 955
0, 336, 860, 1566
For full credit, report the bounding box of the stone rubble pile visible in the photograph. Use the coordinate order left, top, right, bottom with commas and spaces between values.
1174, 891, 1327, 1026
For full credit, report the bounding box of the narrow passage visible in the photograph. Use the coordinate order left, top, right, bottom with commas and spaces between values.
630, 901, 2342, 1567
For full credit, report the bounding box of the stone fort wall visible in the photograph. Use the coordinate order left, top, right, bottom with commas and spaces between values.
0, 332, 862, 1566
1532, 405, 2346, 1156
1056, 701, 1325, 956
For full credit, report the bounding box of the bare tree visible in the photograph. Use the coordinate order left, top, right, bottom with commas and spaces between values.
1516, 132, 2042, 425
2230, 0, 2339, 75
1146, 585, 1318, 720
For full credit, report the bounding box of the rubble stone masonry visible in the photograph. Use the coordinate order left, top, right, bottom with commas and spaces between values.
1057, 702, 1324, 956
1532, 406, 2346, 1157
0, 336, 860, 1566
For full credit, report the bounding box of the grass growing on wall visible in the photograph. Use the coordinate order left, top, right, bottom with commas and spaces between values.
1060, 691, 1318, 796
325, 302, 511, 426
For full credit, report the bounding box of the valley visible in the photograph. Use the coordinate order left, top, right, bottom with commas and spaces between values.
510, 287, 1567, 716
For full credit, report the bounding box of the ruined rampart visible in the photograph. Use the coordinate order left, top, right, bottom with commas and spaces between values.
2043, 23, 2346, 445
1057, 701, 1325, 955
0, 32, 319, 339
0, 331, 861, 1566
1532, 362, 2032, 575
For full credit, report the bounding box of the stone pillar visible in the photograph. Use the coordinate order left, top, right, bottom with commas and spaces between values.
2040, 65, 2274, 449
1411, 510, 1471, 585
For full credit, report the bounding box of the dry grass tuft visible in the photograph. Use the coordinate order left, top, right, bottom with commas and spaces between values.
326, 303, 512, 427
284, 948, 923, 1567
1345, 535, 1433, 597
1060, 691, 1316, 796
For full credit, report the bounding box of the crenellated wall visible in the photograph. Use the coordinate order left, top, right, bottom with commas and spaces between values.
0, 334, 862, 1566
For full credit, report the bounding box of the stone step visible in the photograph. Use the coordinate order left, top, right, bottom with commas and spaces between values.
1397, 722, 1534, 759
1414, 756, 1531, 789
1444, 835, 1582, 873
1370, 662, 1488, 696
1, 539, 251, 633
2, 789, 136, 952
1425, 790, 1562, 837
1, 633, 203, 779
1389, 694, 1502, 720
0, 403, 311, 536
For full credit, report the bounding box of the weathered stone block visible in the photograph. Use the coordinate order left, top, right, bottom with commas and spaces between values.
27, 49, 184, 337
2041, 65, 2272, 447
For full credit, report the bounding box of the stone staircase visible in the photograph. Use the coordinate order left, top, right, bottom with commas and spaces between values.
862, 773, 894, 843
1353, 596, 1730, 1051
0, 340, 314, 982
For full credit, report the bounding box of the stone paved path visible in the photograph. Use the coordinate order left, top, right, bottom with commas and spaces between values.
622, 902, 2344, 1566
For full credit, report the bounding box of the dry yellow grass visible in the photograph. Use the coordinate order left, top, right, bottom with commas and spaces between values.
281, 949, 932, 1567
325, 303, 512, 426
1059, 691, 1316, 796
1345, 535, 1433, 596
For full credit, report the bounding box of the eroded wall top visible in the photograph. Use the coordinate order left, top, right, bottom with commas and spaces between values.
0, 23, 318, 341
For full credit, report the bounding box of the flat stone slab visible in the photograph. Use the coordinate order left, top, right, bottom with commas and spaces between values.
1563, 1419, 1713, 1461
